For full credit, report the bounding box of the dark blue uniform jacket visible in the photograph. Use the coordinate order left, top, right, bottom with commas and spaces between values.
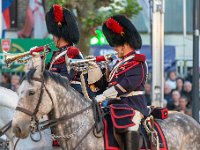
109, 51, 149, 117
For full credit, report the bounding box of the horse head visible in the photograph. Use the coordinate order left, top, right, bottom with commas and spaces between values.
12, 53, 103, 149
12, 53, 54, 138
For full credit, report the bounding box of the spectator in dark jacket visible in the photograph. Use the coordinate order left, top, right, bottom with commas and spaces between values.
182, 81, 192, 108
167, 90, 180, 110
175, 77, 184, 95
0, 73, 11, 89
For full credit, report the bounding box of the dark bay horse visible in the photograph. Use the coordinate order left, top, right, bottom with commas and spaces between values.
12, 53, 200, 150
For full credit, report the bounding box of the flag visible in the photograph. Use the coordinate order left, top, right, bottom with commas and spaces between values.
2, 0, 13, 33
29, 0, 48, 38
2, 0, 13, 38
17, 0, 48, 38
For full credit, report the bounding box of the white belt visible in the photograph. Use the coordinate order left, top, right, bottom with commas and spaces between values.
120, 91, 145, 97
70, 81, 81, 85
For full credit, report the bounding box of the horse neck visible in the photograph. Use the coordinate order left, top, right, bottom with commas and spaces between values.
50, 82, 91, 119
0, 87, 18, 109
0, 106, 14, 143
49, 82, 103, 149
0, 106, 14, 127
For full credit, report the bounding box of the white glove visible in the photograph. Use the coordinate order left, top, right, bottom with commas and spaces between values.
95, 94, 106, 103
95, 86, 119, 103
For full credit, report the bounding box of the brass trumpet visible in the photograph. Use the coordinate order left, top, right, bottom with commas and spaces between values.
4, 46, 51, 67
68, 52, 117, 66
66, 52, 117, 71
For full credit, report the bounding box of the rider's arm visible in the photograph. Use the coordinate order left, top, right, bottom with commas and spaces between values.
95, 63, 146, 103
114, 63, 146, 96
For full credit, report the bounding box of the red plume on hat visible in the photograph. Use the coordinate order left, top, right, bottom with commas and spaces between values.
106, 18, 124, 35
53, 4, 64, 26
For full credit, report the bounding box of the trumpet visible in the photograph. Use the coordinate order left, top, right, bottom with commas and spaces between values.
4, 46, 51, 67
67, 52, 117, 71
69, 52, 117, 65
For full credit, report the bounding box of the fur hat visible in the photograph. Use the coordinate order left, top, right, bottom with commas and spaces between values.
45, 4, 79, 44
102, 15, 142, 49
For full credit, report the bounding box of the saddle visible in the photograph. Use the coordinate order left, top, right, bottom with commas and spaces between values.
101, 104, 168, 150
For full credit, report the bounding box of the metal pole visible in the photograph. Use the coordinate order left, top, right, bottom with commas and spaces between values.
151, 0, 165, 107
0, 0, 2, 38
183, 0, 186, 37
183, 0, 188, 76
192, 0, 200, 122
0, 1, 2, 81
149, 0, 153, 91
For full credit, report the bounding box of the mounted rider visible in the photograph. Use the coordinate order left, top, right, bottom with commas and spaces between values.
95, 15, 149, 150
45, 4, 84, 93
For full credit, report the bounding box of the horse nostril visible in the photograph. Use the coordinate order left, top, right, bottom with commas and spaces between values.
13, 125, 22, 136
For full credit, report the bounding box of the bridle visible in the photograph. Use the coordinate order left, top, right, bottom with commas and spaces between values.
14, 52, 103, 149
16, 77, 48, 123
15, 74, 92, 129
14, 70, 101, 150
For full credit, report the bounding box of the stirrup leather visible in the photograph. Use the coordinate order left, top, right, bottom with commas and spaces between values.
143, 116, 159, 150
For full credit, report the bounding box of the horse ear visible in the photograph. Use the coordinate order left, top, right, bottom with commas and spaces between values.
25, 52, 43, 77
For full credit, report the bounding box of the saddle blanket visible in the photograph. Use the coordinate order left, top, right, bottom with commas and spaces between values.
103, 104, 168, 150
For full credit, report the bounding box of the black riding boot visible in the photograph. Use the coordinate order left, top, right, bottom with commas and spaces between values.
124, 131, 140, 150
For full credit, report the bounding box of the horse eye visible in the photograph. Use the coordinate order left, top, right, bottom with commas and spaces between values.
28, 90, 35, 96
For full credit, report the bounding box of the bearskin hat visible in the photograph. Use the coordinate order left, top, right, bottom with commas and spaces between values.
45, 4, 79, 44
102, 15, 142, 50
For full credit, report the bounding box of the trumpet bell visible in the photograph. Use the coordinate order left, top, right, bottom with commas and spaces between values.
4, 51, 30, 67
4, 46, 51, 67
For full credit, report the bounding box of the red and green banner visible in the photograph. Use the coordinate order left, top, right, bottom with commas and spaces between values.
0, 39, 56, 72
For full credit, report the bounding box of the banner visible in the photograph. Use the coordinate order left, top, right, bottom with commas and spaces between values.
0, 39, 56, 72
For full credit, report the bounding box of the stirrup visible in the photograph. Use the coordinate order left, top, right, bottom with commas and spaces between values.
143, 116, 159, 150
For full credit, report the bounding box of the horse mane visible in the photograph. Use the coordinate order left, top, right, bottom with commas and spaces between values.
25, 69, 70, 89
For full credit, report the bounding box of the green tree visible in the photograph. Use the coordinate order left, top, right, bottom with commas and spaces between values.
47, 0, 142, 55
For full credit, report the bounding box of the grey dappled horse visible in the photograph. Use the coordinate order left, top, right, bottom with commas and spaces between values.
0, 86, 53, 150
12, 53, 200, 150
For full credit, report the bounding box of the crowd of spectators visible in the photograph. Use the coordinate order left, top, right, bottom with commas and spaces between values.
145, 70, 198, 117
0, 73, 21, 92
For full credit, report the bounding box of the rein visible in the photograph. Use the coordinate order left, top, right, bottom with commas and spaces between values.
0, 121, 12, 137
39, 105, 92, 131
